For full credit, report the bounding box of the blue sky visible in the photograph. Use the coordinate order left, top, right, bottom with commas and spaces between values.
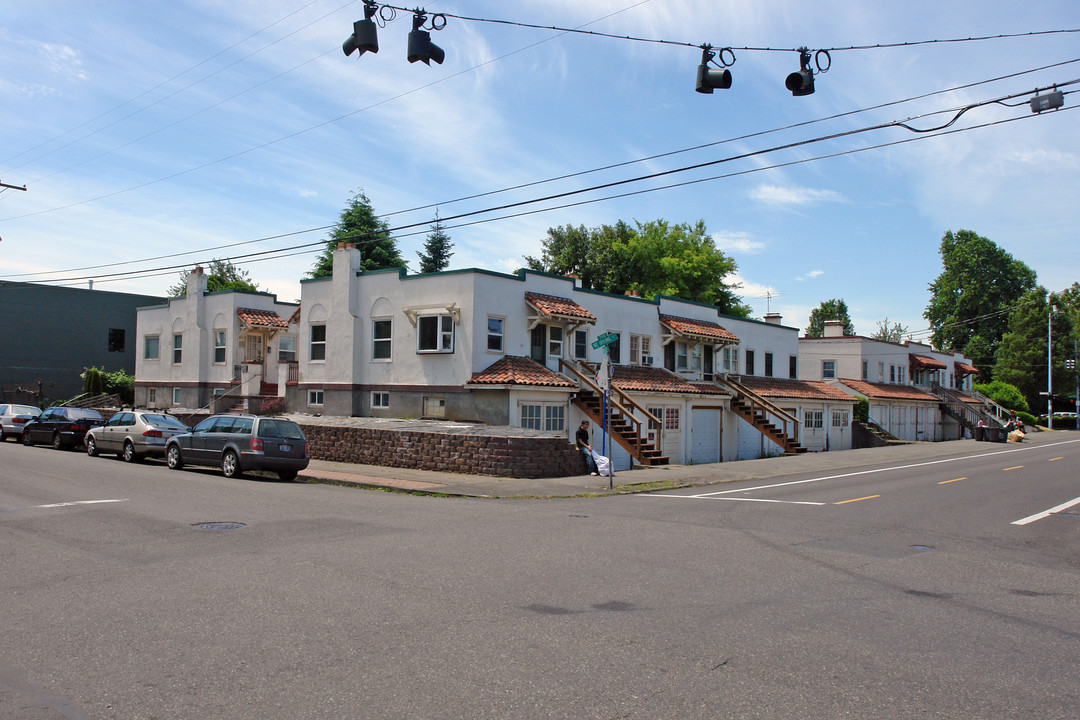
1, 0, 1077, 339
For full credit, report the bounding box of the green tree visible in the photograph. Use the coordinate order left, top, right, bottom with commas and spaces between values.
417, 213, 454, 274
805, 299, 855, 337
525, 219, 750, 317
870, 318, 909, 343
924, 229, 1037, 381
169, 258, 259, 297
307, 191, 403, 279
993, 284, 1078, 413
972, 379, 1029, 415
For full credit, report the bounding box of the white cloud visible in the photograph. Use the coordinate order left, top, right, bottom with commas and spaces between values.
794, 270, 824, 282
748, 183, 845, 207
713, 230, 764, 254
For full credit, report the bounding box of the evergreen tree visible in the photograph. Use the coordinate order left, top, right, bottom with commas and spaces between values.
307, 191, 403, 279
417, 214, 454, 274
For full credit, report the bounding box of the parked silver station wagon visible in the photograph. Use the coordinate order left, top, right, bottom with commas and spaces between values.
85, 411, 190, 462
165, 414, 310, 481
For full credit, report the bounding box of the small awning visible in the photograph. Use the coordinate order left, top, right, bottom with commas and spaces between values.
660, 314, 739, 344
909, 354, 947, 370
467, 355, 575, 388
524, 292, 596, 324
955, 361, 978, 375
237, 307, 289, 329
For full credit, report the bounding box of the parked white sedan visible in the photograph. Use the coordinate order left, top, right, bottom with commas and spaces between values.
0, 403, 40, 441
85, 411, 191, 462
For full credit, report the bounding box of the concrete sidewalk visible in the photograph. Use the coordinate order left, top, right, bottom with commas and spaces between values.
297, 430, 1072, 498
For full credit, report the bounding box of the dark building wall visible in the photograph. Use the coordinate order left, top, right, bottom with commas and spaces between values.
0, 281, 166, 404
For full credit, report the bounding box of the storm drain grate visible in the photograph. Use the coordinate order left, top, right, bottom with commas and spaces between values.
192, 522, 246, 531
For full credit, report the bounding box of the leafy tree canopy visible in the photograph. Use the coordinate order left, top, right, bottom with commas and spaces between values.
805, 299, 856, 337
307, 190, 403, 279
169, 258, 259, 297
870, 317, 909, 343
972, 380, 1029, 415
524, 219, 751, 317
924, 229, 1037, 380
417, 214, 454, 274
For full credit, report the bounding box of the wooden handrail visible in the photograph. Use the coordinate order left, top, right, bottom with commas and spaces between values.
714, 374, 800, 445
558, 358, 663, 456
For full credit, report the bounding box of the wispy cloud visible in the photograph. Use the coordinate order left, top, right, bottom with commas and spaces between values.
749, 183, 845, 207
713, 230, 764, 254
795, 270, 824, 282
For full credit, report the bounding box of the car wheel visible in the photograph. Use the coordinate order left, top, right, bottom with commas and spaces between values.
22, 430, 33, 446
277, 470, 298, 482
52, 432, 64, 451
166, 444, 183, 470
86, 436, 99, 457
0, 428, 6, 442
221, 450, 242, 479
122, 440, 140, 463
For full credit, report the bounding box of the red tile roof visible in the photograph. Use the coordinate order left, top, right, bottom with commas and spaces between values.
955, 361, 978, 375
524, 292, 596, 323
237, 307, 289, 329
736, 376, 856, 402
836, 378, 940, 401
660, 314, 739, 343
610, 365, 708, 394
467, 356, 576, 388
909, 354, 947, 370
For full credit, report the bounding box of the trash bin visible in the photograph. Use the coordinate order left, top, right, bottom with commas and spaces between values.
974, 426, 985, 441
988, 427, 1007, 443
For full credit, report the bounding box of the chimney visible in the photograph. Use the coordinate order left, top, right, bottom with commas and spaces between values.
186, 264, 207, 297
823, 320, 845, 337
763, 312, 782, 325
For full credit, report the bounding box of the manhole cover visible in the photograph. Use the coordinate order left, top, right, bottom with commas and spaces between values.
192, 522, 246, 531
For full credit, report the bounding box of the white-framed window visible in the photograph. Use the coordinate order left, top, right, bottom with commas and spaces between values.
676, 341, 688, 370
664, 407, 680, 431
213, 330, 226, 364
307, 389, 324, 406
371, 391, 389, 408
898, 365, 906, 384
630, 334, 653, 366
278, 336, 297, 363
417, 314, 454, 353
547, 325, 563, 358
144, 335, 159, 360
545, 404, 565, 432
172, 333, 182, 364
890, 364, 896, 383
519, 402, 567, 431
212, 388, 225, 397
722, 347, 739, 374
147, 388, 157, 405
310, 324, 327, 361
822, 360, 836, 379
520, 404, 542, 430
487, 316, 504, 353
573, 329, 589, 360
862, 360, 868, 380
878, 361, 885, 382
172, 388, 182, 405
372, 319, 392, 360
804, 410, 823, 429
832, 410, 849, 427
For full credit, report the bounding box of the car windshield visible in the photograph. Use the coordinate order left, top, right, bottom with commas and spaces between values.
143, 414, 189, 429
258, 419, 305, 440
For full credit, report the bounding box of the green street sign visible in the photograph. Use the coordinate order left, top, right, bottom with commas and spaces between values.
591, 332, 617, 349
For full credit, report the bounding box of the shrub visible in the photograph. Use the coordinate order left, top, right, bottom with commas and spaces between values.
853, 397, 869, 422
973, 381, 1029, 415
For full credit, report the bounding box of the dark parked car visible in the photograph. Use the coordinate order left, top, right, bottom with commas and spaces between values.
85, 411, 191, 462
21, 407, 104, 450
165, 414, 309, 481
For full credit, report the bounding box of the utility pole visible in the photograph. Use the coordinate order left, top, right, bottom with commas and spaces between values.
1048, 301, 1056, 429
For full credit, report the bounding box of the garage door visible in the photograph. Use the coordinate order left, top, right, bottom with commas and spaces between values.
690, 408, 721, 464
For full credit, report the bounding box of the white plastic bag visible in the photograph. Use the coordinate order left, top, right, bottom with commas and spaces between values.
592, 451, 613, 477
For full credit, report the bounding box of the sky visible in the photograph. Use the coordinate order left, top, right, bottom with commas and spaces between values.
1, 0, 1078, 340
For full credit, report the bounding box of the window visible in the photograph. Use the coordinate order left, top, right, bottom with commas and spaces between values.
213, 388, 225, 397
878, 361, 885, 382
278, 336, 297, 363
148, 388, 157, 405
519, 403, 565, 431
890, 364, 896, 383
764, 352, 774, 378
108, 328, 125, 353
574, 329, 589, 360
548, 325, 563, 358
544, 404, 565, 432
745, 349, 755, 376
822, 360, 836, 379
862, 360, 868, 380
676, 342, 688, 370
898, 365, 906, 384
418, 314, 454, 353
630, 334, 653, 366
144, 335, 159, 360
310, 324, 326, 361
789, 355, 798, 380
213, 330, 227, 364
804, 410, 823, 429
486, 316, 504, 353
722, 347, 739, 374
308, 389, 324, 406
172, 333, 182, 364
664, 407, 680, 431
372, 319, 392, 360
371, 391, 389, 408
520, 404, 542, 430
607, 333, 621, 364
172, 388, 182, 405
832, 410, 850, 427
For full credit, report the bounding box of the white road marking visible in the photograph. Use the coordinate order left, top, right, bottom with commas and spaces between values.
34, 499, 129, 509
648, 496, 826, 506
1011, 496, 1080, 526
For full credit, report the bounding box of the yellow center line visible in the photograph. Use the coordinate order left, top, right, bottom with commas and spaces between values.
938, 477, 967, 485
835, 495, 880, 505
1003, 466, 1024, 471
1049, 457, 1063, 462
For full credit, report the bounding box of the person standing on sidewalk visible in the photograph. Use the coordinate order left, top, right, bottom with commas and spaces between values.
576, 420, 597, 475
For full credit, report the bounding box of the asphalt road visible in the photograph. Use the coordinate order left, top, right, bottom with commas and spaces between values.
1, 437, 1078, 719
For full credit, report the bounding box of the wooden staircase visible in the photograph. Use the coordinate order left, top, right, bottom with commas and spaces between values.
714, 376, 807, 455
559, 359, 669, 466
931, 382, 1003, 433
